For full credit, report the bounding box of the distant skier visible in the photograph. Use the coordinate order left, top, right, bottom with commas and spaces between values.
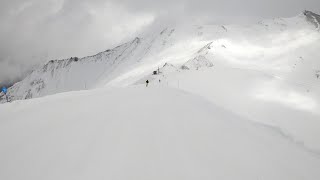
2, 87, 7, 94
146, 80, 149, 87
1, 87, 8, 102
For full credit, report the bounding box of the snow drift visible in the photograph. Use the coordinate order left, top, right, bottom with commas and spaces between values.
0, 87, 319, 180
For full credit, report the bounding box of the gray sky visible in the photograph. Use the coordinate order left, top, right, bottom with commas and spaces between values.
0, 0, 319, 87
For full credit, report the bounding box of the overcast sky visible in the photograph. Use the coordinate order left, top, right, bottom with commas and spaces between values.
0, 0, 319, 87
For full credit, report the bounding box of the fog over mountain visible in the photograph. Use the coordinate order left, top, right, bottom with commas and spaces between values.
0, 0, 320, 87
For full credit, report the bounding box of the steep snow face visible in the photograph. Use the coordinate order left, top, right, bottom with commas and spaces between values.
181, 55, 214, 70
1, 12, 320, 103
0, 38, 143, 102
1, 87, 320, 180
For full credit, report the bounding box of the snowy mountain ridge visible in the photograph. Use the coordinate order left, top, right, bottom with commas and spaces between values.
1, 11, 320, 180
1, 11, 320, 103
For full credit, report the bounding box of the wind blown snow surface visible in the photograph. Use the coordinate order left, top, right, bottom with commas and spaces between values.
1, 11, 320, 179
0, 87, 320, 180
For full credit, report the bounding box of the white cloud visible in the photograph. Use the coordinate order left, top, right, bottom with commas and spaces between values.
0, 0, 319, 87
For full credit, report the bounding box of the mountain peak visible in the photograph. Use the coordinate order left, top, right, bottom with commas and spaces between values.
303, 10, 320, 17
303, 10, 320, 29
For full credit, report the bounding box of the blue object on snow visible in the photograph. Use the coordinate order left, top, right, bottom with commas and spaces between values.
2, 87, 7, 94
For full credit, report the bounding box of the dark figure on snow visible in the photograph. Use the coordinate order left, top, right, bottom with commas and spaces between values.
146, 80, 149, 87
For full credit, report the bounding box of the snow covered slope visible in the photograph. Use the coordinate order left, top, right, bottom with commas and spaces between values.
0, 86, 320, 180
1, 11, 320, 103
1, 11, 320, 180
132, 11, 320, 152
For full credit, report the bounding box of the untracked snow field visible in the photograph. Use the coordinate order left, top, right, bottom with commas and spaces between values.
0, 87, 320, 180
146, 66, 320, 152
